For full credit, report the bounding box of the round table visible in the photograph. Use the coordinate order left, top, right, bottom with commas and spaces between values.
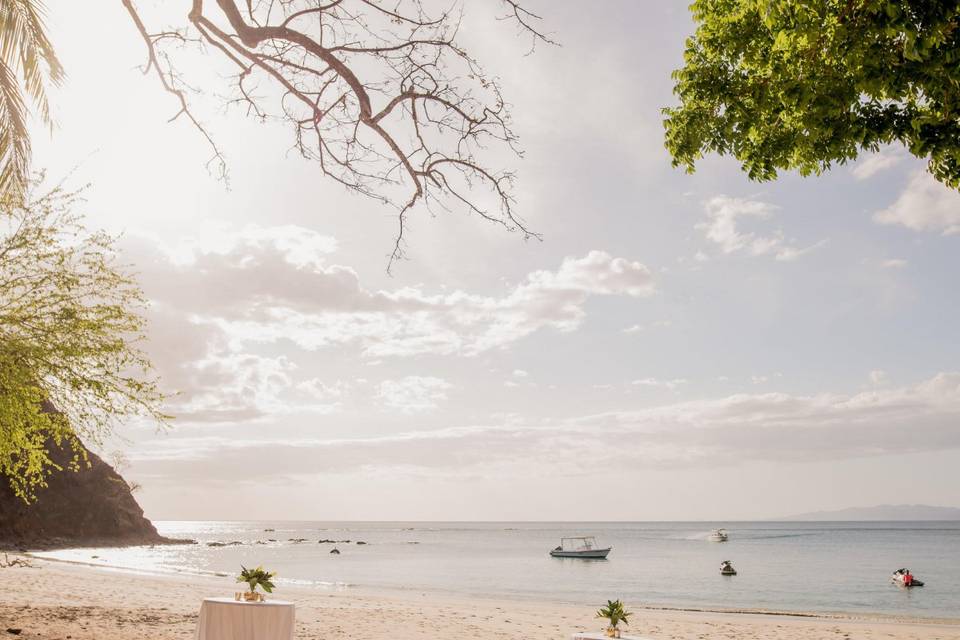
195, 597, 295, 640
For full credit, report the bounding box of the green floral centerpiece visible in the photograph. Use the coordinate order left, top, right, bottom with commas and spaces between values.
596, 599, 632, 638
237, 565, 276, 601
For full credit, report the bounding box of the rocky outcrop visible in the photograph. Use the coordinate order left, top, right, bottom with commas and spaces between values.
0, 439, 183, 550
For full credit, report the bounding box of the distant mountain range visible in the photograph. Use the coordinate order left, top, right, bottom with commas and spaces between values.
777, 504, 960, 521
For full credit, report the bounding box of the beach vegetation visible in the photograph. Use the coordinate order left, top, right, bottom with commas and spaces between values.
596, 599, 632, 630
0, 182, 167, 502
664, 1, 960, 189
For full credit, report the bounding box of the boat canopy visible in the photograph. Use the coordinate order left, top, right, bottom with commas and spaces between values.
558, 536, 599, 551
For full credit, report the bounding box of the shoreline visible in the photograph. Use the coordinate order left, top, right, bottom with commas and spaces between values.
4, 555, 960, 640
11, 553, 960, 632
0, 537, 195, 553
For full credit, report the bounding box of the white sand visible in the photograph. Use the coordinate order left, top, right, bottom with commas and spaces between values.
2, 555, 959, 640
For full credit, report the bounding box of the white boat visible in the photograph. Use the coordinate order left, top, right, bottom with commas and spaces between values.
708, 528, 729, 542
549, 536, 611, 559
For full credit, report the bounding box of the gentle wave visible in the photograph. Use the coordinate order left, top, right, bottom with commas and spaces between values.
33, 520, 960, 620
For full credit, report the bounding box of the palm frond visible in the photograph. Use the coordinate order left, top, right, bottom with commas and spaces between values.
0, 0, 63, 195
0, 58, 29, 196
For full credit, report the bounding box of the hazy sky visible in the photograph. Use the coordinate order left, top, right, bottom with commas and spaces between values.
33, 1, 960, 521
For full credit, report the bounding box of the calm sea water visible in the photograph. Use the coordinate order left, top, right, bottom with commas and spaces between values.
36, 521, 960, 619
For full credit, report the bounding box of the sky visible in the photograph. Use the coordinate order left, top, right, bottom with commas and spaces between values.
30, 0, 960, 521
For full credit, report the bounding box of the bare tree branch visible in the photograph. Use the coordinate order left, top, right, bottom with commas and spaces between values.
120, 0, 229, 183
121, 0, 555, 270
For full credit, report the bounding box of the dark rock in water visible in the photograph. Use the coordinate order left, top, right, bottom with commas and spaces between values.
0, 438, 189, 551
356, 541, 367, 545
288, 538, 308, 543
330, 547, 340, 554
264, 528, 275, 532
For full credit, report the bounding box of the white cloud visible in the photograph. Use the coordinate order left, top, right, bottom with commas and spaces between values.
124, 230, 657, 424
296, 379, 349, 402
773, 239, 830, 262
622, 319, 671, 334
377, 376, 453, 413
138, 233, 656, 360
698, 196, 824, 261
631, 377, 687, 391
170, 353, 298, 423
130, 373, 960, 480
852, 149, 902, 180
699, 196, 777, 254
882, 259, 908, 269
504, 370, 529, 388
874, 171, 960, 235
750, 373, 782, 385
167, 224, 339, 268
869, 370, 888, 386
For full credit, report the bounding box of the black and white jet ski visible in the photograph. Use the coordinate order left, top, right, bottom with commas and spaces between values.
891, 568, 924, 587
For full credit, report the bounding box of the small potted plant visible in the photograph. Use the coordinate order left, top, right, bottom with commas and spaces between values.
237, 565, 276, 602
596, 599, 631, 638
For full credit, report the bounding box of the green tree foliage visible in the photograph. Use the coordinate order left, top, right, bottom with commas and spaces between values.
663, 1, 960, 188
0, 183, 166, 501
0, 0, 64, 195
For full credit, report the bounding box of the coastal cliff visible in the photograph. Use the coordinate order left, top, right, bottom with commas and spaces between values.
0, 439, 177, 550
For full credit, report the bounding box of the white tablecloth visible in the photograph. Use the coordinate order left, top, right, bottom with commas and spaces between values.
195, 597, 295, 640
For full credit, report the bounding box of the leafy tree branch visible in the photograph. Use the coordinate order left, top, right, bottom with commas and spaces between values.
0, 182, 168, 501
664, 1, 960, 188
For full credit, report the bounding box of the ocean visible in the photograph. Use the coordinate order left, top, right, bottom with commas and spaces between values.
35, 521, 960, 620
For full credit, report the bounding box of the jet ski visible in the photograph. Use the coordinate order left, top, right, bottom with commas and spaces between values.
891, 568, 924, 587
708, 528, 729, 542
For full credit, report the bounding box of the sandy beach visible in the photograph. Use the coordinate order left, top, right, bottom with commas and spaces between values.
2, 555, 959, 640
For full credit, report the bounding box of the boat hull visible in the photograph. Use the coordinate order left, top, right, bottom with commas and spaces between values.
892, 578, 924, 588
549, 548, 611, 559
